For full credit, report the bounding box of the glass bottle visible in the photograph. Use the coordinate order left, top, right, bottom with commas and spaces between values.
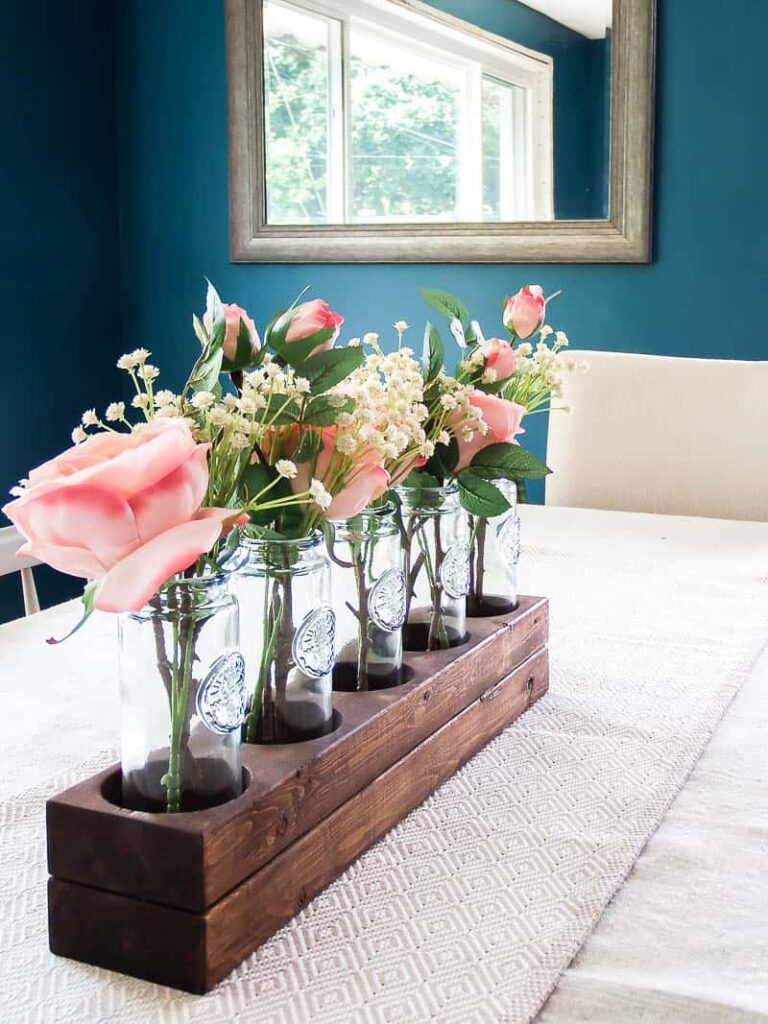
118, 575, 245, 813
236, 533, 336, 744
330, 501, 407, 691
396, 481, 470, 651
467, 478, 520, 616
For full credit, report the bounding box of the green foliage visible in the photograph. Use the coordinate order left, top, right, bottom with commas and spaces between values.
303, 394, 354, 426
422, 322, 444, 383
303, 346, 365, 395
469, 442, 551, 481
456, 472, 510, 518
420, 288, 469, 326
423, 435, 458, 482
46, 580, 97, 645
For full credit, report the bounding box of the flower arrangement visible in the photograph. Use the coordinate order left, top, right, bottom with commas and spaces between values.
2, 277, 580, 810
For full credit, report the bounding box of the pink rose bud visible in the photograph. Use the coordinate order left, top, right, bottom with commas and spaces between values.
503, 285, 546, 340
451, 392, 526, 471
2, 419, 245, 613
203, 302, 260, 363
478, 338, 517, 380
286, 299, 344, 356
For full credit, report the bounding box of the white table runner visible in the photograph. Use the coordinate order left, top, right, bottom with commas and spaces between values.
1, 507, 766, 1023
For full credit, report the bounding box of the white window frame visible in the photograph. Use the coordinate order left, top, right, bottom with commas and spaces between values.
263, 0, 554, 224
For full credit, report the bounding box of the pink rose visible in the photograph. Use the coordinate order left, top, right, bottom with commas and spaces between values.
452, 392, 526, 471
2, 419, 244, 614
286, 300, 344, 356
478, 338, 517, 380
503, 285, 545, 340
292, 427, 389, 520
203, 302, 260, 363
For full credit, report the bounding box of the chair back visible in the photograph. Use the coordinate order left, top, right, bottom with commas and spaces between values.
0, 526, 40, 615
545, 350, 768, 521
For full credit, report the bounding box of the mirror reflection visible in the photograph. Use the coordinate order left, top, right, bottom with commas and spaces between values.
262, 0, 612, 225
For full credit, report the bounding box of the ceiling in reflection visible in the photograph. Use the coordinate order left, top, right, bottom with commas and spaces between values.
517, 0, 612, 39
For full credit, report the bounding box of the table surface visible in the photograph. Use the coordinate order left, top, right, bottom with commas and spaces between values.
1, 504, 767, 1023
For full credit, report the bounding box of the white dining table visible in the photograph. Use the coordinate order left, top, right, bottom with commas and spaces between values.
1, 504, 766, 1024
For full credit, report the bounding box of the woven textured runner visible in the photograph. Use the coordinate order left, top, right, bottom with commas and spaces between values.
1, 512, 767, 1024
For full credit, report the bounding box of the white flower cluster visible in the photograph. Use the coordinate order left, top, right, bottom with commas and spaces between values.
506, 325, 587, 412
333, 347, 432, 466
434, 371, 486, 443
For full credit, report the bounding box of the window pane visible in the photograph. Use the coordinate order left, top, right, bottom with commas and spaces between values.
350, 30, 462, 223
263, 1, 333, 225
482, 76, 526, 221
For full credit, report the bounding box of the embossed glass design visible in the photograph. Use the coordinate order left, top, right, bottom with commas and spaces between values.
118, 575, 245, 813
330, 502, 407, 691
397, 481, 470, 651
468, 478, 520, 616
236, 533, 336, 744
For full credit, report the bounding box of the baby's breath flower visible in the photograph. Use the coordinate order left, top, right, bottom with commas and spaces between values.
71, 426, 88, 444
131, 394, 150, 410
393, 320, 409, 333
230, 433, 251, 450
131, 347, 150, 364
555, 331, 569, 346
154, 390, 176, 406
327, 393, 349, 408
437, 430, 450, 446
208, 407, 232, 428
275, 459, 298, 480
309, 479, 332, 512
516, 342, 533, 357
81, 409, 99, 427
295, 377, 311, 394
363, 332, 379, 346
539, 326, 553, 340
139, 364, 160, 382
117, 353, 137, 370
482, 368, 498, 384
190, 391, 215, 411
336, 433, 357, 455
347, 338, 361, 348
440, 393, 458, 410
105, 402, 125, 422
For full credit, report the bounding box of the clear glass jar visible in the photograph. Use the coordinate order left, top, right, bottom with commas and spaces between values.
397, 481, 470, 651
330, 502, 407, 691
118, 575, 245, 814
236, 533, 336, 744
467, 478, 520, 616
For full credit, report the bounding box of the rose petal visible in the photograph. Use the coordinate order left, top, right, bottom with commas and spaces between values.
18, 540, 107, 580
130, 446, 210, 543
94, 512, 236, 613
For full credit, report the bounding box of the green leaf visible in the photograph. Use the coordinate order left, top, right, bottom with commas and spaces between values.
457, 472, 511, 518
242, 461, 294, 526
192, 312, 208, 347
401, 469, 441, 489
469, 442, 551, 481
46, 581, 97, 645
205, 278, 223, 326
265, 398, 301, 425
420, 288, 469, 325
222, 317, 261, 372
424, 435, 458, 480
265, 307, 336, 367
188, 342, 224, 393
303, 394, 354, 426
303, 346, 364, 395
422, 322, 444, 383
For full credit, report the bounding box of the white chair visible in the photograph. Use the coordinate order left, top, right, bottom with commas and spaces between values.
546, 351, 768, 522
0, 527, 40, 615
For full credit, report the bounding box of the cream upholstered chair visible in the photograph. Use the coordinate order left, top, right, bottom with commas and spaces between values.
0, 526, 40, 615
545, 351, 768, 522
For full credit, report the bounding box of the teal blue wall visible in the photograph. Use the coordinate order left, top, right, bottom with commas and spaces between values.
0, 0, 121, 620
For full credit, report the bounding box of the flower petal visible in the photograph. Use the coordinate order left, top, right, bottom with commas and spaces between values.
129, 445, 210, 543
94, 515, 232, 613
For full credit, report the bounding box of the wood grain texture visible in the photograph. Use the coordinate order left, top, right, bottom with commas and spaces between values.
47, 599, 547, 912
48, 646, 548, 993
226, 0, 655, 263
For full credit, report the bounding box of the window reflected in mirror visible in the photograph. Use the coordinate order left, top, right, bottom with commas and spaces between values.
262, 0, 612, 226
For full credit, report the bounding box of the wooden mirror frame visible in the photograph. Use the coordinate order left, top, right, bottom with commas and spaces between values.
226, 0, 656, 263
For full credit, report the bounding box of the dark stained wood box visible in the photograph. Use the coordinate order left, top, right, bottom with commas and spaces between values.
47, 597, 549, 993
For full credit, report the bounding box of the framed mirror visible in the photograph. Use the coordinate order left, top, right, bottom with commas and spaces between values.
227, 0, 655, 262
